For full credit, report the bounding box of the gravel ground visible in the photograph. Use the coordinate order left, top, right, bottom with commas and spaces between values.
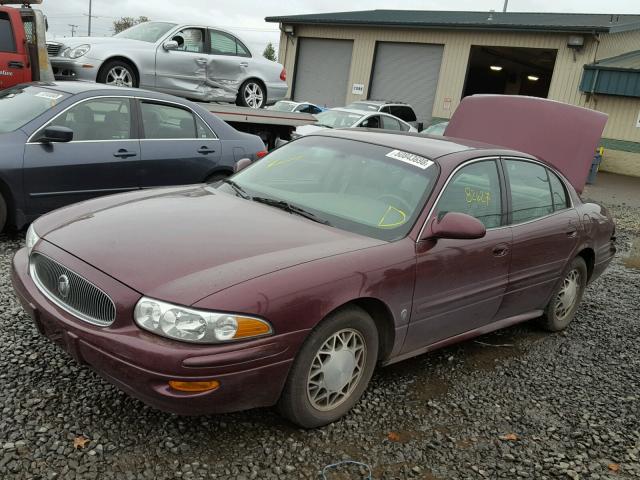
0, 203, 638, 480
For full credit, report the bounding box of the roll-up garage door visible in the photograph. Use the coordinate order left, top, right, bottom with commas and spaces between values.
369, 42, 444, 125
293, 38, 353, 108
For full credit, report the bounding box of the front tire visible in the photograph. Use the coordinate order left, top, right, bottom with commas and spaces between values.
97, 60, 138, 88
236, 80, 266, 109
539, 257, 588, 331
278, 306, 378, 428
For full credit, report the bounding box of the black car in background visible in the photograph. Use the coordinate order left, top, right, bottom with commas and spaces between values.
0, 82, 266, 232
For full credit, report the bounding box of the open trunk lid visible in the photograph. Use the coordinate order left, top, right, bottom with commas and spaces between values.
444, 95, 607, 193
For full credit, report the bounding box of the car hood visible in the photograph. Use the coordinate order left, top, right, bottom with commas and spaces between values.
50, 36, 148, 49
36, 186, 383, 306
445, 95, 608, 193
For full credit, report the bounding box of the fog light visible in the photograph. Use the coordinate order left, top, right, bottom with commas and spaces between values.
169, 380, 220, 392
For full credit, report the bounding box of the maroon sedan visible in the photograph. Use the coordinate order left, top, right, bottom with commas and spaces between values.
12, 96, 615, 428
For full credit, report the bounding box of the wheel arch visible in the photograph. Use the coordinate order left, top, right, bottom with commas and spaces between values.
98, 56, 141, 85
0, 175, 18, 229
325, 297, 396, 364
576, 247, 595, 281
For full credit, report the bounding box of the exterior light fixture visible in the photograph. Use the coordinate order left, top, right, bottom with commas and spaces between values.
490, 65, 503, 71
527, 75, 540, 81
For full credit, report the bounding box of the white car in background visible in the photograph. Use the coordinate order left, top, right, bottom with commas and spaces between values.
268, 100, 325, 114
293, 108, 418, 138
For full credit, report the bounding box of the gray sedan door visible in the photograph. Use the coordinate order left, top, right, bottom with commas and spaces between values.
154, 27, 208, 97
205, 30, 252, 101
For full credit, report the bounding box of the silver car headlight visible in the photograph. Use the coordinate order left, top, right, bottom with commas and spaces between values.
25, 224, 40, 255
134, 297, 273, 344
62, 44, 91, 59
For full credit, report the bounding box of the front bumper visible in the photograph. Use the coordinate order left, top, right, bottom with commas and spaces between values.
49, 58, 98, 82
11, 243, 302, 415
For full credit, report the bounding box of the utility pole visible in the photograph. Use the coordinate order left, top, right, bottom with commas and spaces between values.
503, 0, 509, 12
84, 0, 94, 36
68, 24, 79, 37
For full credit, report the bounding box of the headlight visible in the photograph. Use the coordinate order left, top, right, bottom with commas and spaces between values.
62, 44, 91, 59
25, 224, 40, 255
134, 297, 272, 344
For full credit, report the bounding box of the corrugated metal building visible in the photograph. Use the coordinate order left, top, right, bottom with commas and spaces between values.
266, 10, 640, 177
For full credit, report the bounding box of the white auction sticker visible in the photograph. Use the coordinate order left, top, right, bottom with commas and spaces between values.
35, 91, 64, 100
386, 149, 434, 170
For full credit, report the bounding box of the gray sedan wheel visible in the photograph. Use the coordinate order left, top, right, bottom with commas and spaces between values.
278, 305, 378, 428
98, 60, 138, 88
237, 80, 265, 109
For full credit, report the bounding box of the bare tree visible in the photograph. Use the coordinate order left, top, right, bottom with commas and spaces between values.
113, 16, 150, 35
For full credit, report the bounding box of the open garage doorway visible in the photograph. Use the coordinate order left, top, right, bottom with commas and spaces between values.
463, 46, 557, 98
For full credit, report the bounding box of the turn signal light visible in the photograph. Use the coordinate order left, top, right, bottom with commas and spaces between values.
234, 317, 272, 338
169, 380, 220, 393
280, 68, 287, 81
256, 150, 268, 159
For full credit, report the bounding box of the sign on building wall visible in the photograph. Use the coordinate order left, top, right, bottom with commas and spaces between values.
352, 83, 365, 95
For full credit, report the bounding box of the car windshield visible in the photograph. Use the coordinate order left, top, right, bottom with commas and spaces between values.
346, 102, 380, 112
315, 110, 364, 128
115, 22, 177, 43
221, 136, 438, 241
268, 101, 297, 112
422, 122, 448, 136
0, 86, 70, 134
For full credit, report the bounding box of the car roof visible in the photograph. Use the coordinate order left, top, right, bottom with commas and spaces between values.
351, 100, 411, 107
23, 81, 188, 103
311, 128, 534, 163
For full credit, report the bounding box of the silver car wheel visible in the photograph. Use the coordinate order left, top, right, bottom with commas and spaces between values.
105, 66, 133, 87
554, 268, 581, 320
307, 328, 366, 411
243, 82, 264, 108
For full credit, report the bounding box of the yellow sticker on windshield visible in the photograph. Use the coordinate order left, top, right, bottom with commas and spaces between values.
378, 205, 407, 229
266, 154, 304, 168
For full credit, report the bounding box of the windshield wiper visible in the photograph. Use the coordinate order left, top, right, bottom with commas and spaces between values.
252, 197, 331, 225
221, 179, 250, 199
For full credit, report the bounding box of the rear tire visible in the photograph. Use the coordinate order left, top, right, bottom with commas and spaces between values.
0, 194, 6, 233
278, 306, 378, 428
539, 257, 588, 331
236, 80, 266, 109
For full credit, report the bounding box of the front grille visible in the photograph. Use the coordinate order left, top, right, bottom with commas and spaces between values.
47, 43, 62, 57
30, 253, 116, 327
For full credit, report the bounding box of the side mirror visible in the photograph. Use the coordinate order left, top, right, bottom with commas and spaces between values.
234, 158, 252, 173
424, 212, 486, 240
40, 126, 73, 143
163, 40, 179, 51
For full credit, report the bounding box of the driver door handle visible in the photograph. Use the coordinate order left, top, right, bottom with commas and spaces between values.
113, 149, 137, 159
8, 61, 24, 69
197, 146, 216, 154
240, 62, 249, 67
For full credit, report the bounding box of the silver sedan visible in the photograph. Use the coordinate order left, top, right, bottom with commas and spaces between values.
47, 22, 288, 108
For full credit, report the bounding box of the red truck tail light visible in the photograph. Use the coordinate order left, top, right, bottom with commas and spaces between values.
280, 68, 287, 81
257, 150, 268, 159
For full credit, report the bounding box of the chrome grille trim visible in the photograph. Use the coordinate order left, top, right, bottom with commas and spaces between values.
47, 43, 62, 57
29, 253, 116, 327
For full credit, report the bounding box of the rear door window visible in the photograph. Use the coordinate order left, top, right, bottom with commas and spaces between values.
209, 30, 249, 57
391, 106, 417, 122
381, 116, 401, 131
0, 13, 16, 53
505, 159, 554, 223
548, 169, 569, 210
435, 160, 503, 228
141, 102, 198, 139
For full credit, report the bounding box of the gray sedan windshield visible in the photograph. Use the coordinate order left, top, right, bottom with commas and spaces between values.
115, 22, 177, 43
0, 86, 70, 134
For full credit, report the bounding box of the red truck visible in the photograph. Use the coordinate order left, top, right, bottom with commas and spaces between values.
0, 0, 52, 90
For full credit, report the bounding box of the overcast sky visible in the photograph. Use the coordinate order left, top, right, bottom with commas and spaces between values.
40, 0, 639, 55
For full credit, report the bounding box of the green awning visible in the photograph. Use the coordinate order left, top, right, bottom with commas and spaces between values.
580, 50, 640, 98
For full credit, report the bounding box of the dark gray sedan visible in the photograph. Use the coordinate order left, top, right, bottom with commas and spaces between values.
0, 81, 266, 232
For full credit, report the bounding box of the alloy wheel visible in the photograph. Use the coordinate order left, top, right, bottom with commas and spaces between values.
554, 268, 581, 320
307, 328, 366, 411
105, 67, 134, 87
243, 82, 264, 108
